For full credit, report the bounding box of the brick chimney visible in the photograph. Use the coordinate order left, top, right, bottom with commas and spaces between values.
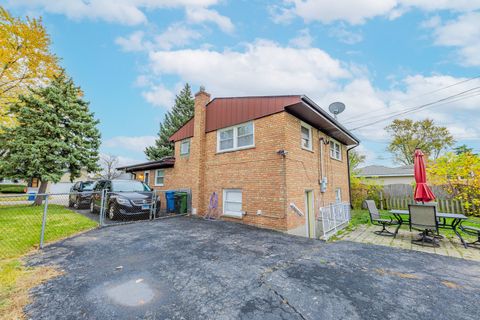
190, 87, 210, 215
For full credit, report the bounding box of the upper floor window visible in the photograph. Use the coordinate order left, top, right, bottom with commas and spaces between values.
155, 169, 164, 186
217, 122, 254, 152
330, 140, 342, 161
300, 123, 312, 151
180, 139, 190, 156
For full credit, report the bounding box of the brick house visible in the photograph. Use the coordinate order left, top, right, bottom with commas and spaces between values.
118, 89, 359, 238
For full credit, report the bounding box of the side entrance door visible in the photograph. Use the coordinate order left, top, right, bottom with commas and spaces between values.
305, 190, 315, 238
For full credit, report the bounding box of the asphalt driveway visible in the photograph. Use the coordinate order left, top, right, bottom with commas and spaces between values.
26, 217, 480, 320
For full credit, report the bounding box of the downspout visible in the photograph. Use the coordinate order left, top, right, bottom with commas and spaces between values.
346, 144, 359, 209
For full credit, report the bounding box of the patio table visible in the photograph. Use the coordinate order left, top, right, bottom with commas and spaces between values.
389, 210, 468, 248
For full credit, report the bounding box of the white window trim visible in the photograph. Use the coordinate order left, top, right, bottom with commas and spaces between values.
217, 121, 255, 153
154, 169, 164, 186
180, 138, 190, 156
330, 139, 342, 161
300, 122, 313, 151
222, 189, 243, 218
144, 171, 150, 185
335, 188, 342, 203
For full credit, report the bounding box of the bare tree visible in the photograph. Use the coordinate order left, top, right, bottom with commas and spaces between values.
99, 154, 121, 180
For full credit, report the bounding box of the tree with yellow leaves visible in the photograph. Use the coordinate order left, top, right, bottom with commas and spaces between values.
0, 6, 59, 127
428, 151, 480, 216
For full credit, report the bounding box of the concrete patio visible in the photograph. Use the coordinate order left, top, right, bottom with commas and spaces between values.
339, 224, 480, 261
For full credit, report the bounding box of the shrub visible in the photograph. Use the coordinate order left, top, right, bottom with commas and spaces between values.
350, 176, 382, 209
0, 184, 27, 194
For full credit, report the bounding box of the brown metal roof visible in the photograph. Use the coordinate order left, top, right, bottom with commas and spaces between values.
169, 118, 194, 142
167, 95, 359, 146
205, 95, 301, 132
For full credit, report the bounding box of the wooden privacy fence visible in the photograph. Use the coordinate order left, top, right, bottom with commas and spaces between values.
379, 196, 466, 214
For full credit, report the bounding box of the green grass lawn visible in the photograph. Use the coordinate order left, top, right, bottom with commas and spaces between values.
0, 204, 98, 316
350, 209, 480, 242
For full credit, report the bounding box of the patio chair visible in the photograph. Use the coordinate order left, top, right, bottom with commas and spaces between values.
364, 200, 400, 237
460, 223, 480, 248
408, 204, 440, 247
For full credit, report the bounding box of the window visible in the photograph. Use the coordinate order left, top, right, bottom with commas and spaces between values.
301, 123, 312, 150
223, 189, 243, 218
217, 122, 254, 152
330, 140, 342, 160
144, 171, 150, 185
155, 169, 164, 186
180, 139, 190, 156
335, 188, 342, 203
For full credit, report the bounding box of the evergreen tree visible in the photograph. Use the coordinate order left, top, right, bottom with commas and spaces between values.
145, 83, 194, 160
0, 71, 101, 204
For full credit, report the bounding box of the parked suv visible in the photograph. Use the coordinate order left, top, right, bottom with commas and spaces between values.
68, 181, 96, 209
89, 179, 158, 220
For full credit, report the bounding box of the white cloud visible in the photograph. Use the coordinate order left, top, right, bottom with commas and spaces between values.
116, 31, 148, 52
147, 40, 350, 96
328, 25, 363, 44
427, 12, 480, 66
274, 0, 480, 25
9, 0, 225, 26
103, 135, 157, 152
142, 84, 175, 108
154, 24, 202, 50
185, 7, 234, 33
289, 28, 313, 48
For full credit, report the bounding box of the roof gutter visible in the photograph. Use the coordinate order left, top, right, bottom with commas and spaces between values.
300, 95, 360, 145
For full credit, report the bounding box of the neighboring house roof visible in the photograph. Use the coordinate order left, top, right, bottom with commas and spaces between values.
357, 165, 414, 177
116, 157, 175, 172
169, 95, 359, 146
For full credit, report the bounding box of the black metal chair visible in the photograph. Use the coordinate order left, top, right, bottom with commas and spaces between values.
408, 204, 440, 247
460, 223, 480, 248
365, 200, 400, 237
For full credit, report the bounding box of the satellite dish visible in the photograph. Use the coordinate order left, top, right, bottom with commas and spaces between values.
328, 102, 345, 119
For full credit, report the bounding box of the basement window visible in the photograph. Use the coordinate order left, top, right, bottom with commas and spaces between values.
330, 140, 342, 161
217, 122, 254, 152
223, 189, 243, 218
180, 139, 190, 156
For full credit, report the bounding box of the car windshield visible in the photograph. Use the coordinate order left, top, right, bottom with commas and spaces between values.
81, 182, 96, 191
111, 180, 150, 192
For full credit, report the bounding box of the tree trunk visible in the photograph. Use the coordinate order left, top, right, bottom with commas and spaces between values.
33, 180, 48, 206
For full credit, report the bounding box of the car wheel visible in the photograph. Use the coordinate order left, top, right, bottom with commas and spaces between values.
68, 199, 74, 208
74, 198, 81, 209
108, 203, 117, 220
90, 201, 96, 214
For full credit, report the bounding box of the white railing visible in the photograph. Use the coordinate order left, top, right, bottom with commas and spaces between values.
317, 202, 351, 240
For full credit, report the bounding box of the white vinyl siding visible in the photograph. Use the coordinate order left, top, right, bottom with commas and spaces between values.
180, 139, 190, 156
217, 122, 254, 152
155, 169, 164, 186
223, 189, 243, 218
301, 123, 312, 151
330, 140, 342, 161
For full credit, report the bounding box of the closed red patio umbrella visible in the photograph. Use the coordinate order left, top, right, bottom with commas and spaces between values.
413, 149, 436, 202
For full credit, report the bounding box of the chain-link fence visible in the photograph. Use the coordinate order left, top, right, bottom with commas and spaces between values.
0, 192, 100, 259
0, 188, 192, 258
99, 189, 192, 226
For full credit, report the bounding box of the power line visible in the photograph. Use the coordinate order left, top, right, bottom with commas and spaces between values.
343, 86, 480, 126
348, 87, 480, 131
341, 74, 480, 123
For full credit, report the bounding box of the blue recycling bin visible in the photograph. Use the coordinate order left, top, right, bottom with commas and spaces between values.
28, 192, 36, 201
165, 191, 175, 212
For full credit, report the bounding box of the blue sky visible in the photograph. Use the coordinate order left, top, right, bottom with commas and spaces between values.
5, 0, 480, 167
